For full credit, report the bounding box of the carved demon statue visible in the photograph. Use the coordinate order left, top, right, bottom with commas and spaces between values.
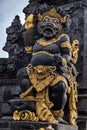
13, 7, 79, 126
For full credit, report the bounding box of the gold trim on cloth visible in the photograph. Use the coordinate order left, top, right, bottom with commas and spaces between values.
50, 75, 68, 88
37, 34, 69, 46
68, 67, 78, 125
33, 51, 54, 57
39, 128, 45, 130
26, 65, 68, 92
53, 110, 64, 117
45, 87, 54, 108
27, 65, 56, 92
36, 100, 58, 124
61, 41, 71, 49
36, 90, 58, 124
20, 95, 35, 102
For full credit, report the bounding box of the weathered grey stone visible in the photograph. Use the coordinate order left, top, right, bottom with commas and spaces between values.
1, 116, 13, 120
77, 99, 87, 112
3, 86, 12, 101
0, 121, 78, 130
57, 124, 78, 130
6, 26, 15, 34
0, 120, 9, 128
1, 103, 12, 115
0, 86, 5, 101
0, 129, 11, 130
78, 121, 87, 130
11, 86, 21, 96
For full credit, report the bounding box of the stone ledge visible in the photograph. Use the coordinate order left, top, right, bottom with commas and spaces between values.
0, 120, 78, 130
0, 129, 11, 130
57, 124, 78, 130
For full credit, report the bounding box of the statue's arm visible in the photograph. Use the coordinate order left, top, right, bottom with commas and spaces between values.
54, 34, 72, 67
60, 34, 72, 63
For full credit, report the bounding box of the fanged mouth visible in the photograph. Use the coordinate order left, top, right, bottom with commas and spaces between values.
43, 26, 54, 35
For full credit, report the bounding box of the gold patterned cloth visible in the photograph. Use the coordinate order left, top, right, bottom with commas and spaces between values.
25, 65, 68, 123
16, 64, 78, 125
27, 64, 68, 92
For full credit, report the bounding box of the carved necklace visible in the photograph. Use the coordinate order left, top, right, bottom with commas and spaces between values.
37, 34, 67, 46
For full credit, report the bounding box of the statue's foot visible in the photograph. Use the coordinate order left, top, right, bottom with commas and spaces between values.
56, 117, 69, 125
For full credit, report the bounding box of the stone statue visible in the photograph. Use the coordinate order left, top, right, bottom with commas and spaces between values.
13, 7, 79, 126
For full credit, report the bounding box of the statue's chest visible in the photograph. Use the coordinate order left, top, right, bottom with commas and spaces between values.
33, 43, 60, 54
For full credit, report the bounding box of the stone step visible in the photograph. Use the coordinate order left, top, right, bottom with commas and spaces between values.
0, 129, 11, 130
0, 120, 78, 130
78, 94, 87, 99
78, 116, 87, 121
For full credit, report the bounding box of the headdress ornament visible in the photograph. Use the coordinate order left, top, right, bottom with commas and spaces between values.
38, 8, 66, 23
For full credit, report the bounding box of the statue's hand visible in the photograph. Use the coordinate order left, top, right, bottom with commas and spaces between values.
53, 54, 62, 66
20, 93, 26, 99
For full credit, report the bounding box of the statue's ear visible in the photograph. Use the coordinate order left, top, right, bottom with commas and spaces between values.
38, 14, 43, 21
25, 14, 34, 30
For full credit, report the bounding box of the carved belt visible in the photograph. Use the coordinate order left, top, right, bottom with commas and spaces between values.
32, 51, 54, 57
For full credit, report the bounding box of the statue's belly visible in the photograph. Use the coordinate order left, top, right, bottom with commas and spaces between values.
30, 53, 55, 66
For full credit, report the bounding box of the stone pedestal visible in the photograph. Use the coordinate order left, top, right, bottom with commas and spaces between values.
0, 120, 78, 130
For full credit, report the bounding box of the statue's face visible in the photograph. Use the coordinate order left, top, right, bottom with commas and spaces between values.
37, 16, 62, 38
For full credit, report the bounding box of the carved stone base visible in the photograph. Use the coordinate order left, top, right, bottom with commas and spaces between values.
0, 120, 78, 130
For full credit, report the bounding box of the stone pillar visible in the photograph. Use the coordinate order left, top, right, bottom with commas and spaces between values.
77, 1, 87, 130
83, 8, 87, 88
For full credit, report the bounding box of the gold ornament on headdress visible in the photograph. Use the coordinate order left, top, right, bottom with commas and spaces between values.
38, 8, 66, 23
25, 14, 34, 30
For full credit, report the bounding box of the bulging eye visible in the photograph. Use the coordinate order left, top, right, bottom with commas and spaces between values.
44, 16, 49, 22
54, 18, 59, 24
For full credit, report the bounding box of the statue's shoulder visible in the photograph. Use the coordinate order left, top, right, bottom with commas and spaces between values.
57, 34, 71, 49
57, 34, 70, 43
